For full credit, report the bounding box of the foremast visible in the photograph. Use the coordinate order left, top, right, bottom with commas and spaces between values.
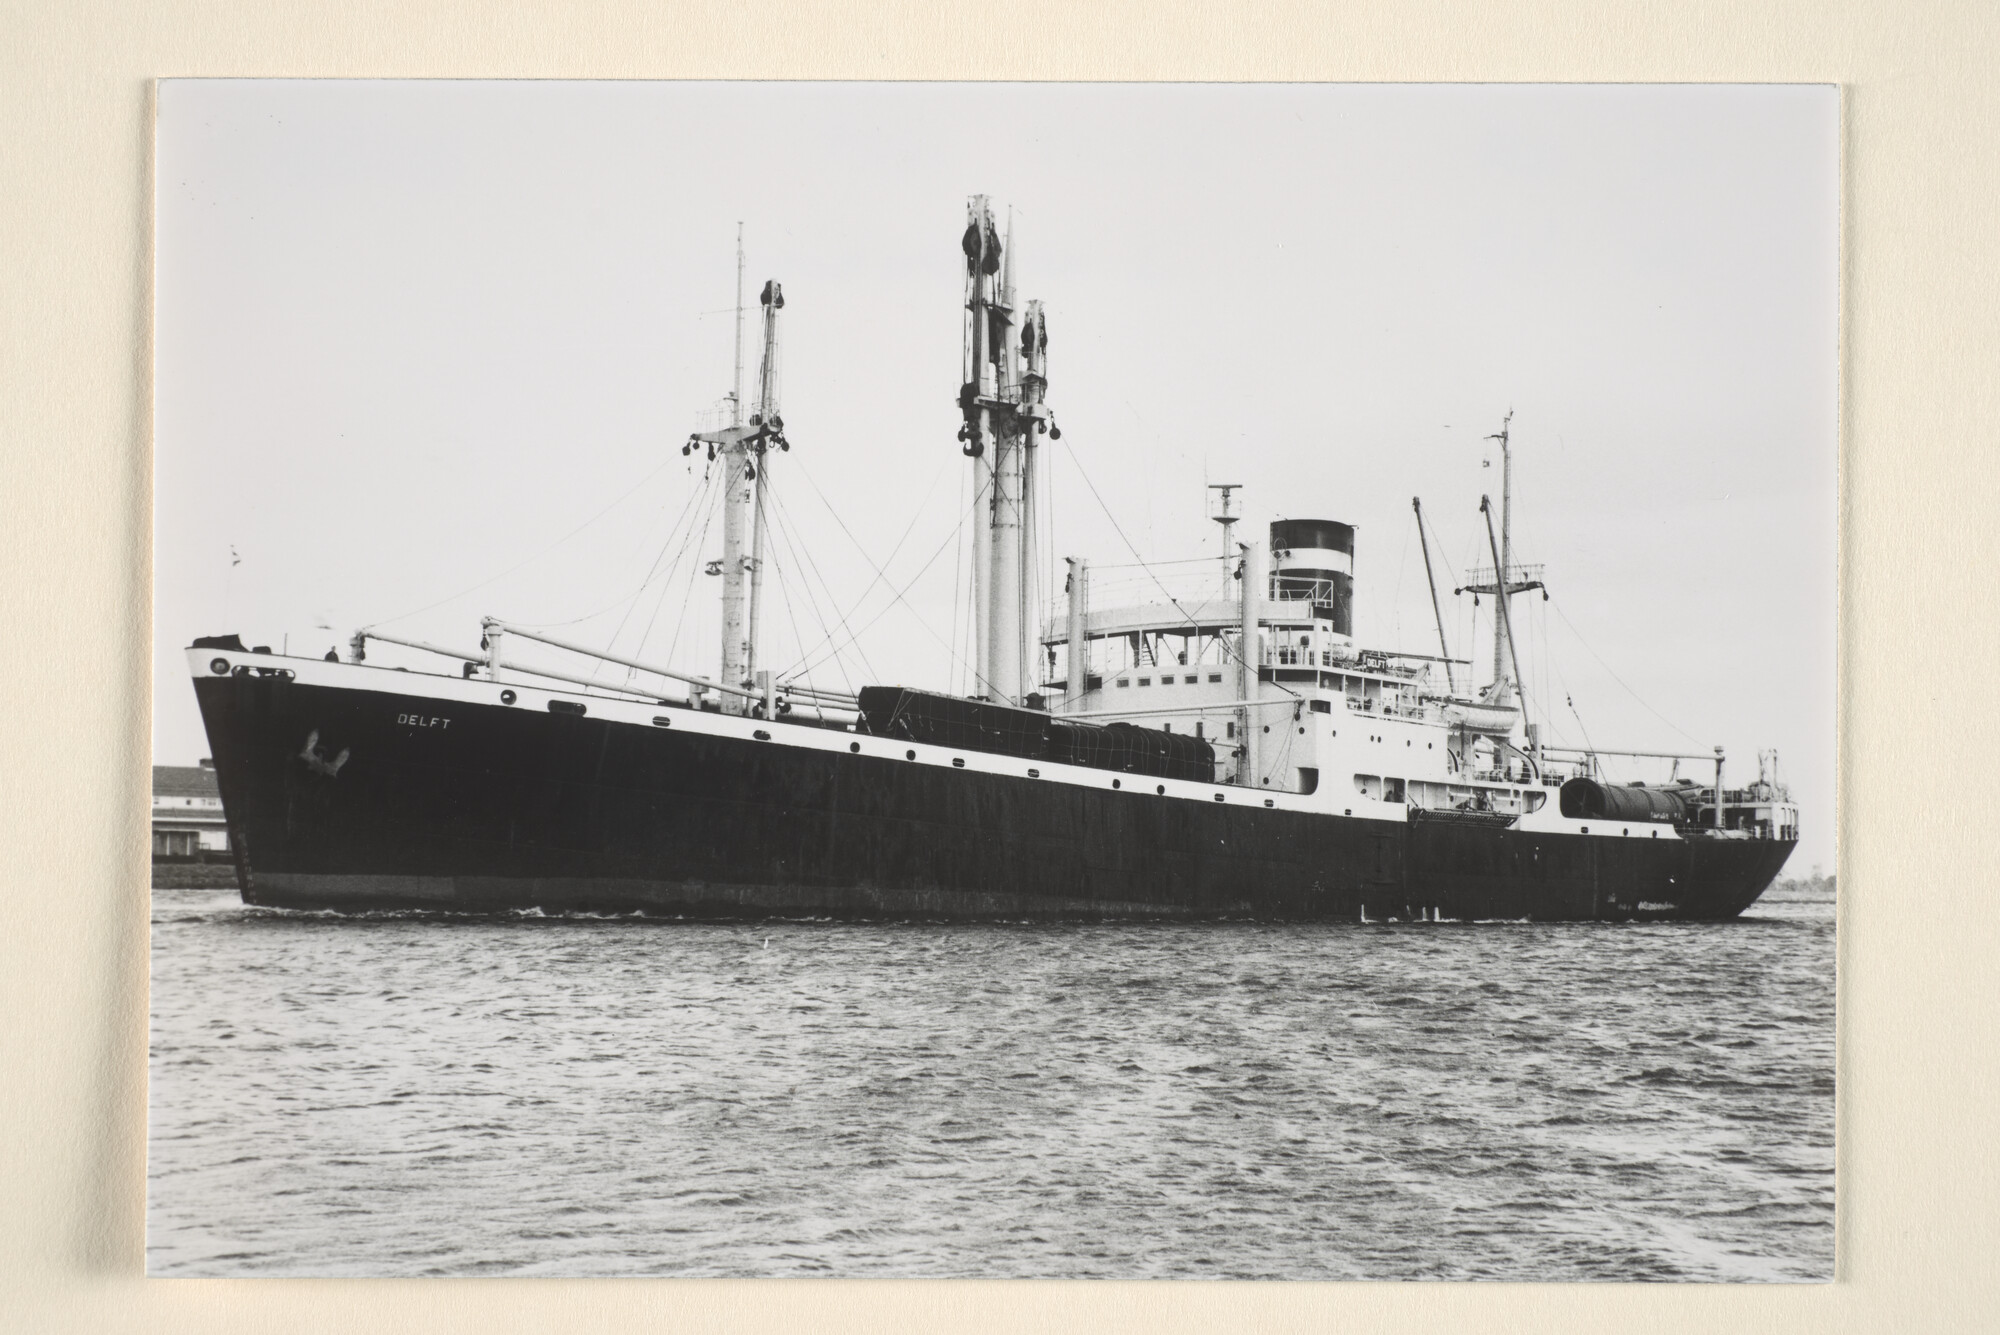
687, 257, 789, 716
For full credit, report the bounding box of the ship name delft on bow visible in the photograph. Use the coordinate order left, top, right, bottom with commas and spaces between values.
188, 198, 1798, 920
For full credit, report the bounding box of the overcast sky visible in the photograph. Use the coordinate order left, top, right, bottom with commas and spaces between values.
155, 80, 1838, 870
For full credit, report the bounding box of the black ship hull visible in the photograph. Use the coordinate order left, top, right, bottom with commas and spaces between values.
190, 664, 1793, 922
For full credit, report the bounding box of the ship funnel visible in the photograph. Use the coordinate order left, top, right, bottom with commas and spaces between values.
1268, 519, 1355, 638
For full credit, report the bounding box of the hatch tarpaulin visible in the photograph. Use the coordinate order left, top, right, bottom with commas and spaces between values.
857, 686, 1215, 783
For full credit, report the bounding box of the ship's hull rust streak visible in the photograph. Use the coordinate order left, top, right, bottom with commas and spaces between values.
196, 675, 1792, 922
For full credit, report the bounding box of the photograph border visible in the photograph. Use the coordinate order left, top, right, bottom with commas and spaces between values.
3, 0, 1994, 1329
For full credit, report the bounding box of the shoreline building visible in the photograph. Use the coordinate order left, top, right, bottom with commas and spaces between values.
152, 761, 230, 861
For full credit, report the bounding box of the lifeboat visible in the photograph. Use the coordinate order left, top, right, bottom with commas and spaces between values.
1440, 698, 1520, 734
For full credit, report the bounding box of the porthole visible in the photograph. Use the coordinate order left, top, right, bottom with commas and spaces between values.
1029, 768, 1041, 778
208, 658, 230, 675
1263, 799, 1274, 808
952, 757, 965, 768
1112, 779, 1122, 789
500, 689, 517, 705
1213, 793, 1226, 802
651, 715, 672, 728
849, 741, 860, 753
906, 749, 917, 761
754, 730, 771, 741
1157, 784, 1166, 795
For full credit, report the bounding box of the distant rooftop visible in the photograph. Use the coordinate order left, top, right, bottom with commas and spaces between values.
153, 764, 219, 799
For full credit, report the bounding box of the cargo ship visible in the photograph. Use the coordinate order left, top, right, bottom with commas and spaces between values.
186, 198, 1798, 920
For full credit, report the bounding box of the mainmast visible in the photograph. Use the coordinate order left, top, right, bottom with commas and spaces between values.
959, 196, 1054, 705
961, 198, 998, 698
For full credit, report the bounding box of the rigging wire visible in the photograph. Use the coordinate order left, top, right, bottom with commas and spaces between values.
605, 465, 720, 683
785, 484, 985, 685
1393, 519, 1413, 653
600, 472, 719, 688
1546, 595, 1702, 746
514, 467, 715, 633
1086, 556, 1219, 572
363, 455, 680, 630
636, 470, 719, 641
782, 459, 994, 692
948, 465, 967, 697
760, 487, 853, 700
1537, 594, 1556, 747
772, 457, 955, 680
653, 465, 725, 669
761, 477, 870, 693
770, 479, 882, 687
1547, 652, 1599, 764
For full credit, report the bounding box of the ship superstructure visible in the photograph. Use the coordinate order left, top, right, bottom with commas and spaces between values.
183, 198, 1799, 921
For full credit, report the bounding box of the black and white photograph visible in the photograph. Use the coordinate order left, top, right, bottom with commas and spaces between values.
149, 80, 1836, 1280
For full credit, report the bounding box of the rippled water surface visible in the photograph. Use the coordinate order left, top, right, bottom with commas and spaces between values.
149, 886, 1834, 1279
